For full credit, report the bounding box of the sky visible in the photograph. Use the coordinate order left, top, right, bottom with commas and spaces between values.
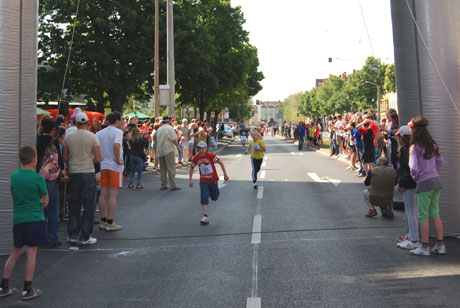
231, 0, 395, 102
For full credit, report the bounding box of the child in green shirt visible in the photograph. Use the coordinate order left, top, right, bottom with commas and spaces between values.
0, 146, 49, 301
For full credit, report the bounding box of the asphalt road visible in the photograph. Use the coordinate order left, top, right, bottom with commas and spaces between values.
1, 135, 460, 308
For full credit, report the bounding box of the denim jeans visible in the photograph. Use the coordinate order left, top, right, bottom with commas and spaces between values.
129, 155, 144, 184
356, 145, 365, 174
45, 179, 60, 243
68, 173, 97, 241
298, 136, 304, 150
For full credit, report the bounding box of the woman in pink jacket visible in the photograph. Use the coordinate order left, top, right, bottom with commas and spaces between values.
408, 116, 446, 256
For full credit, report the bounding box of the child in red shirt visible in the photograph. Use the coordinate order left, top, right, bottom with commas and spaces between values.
189, 141, 229, 225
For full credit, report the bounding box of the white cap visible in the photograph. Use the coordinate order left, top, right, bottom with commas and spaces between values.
75, 112, 89, 123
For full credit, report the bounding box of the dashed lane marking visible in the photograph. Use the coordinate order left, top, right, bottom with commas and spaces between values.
260, 171, 265, 179
262, 161, 267, 167
247, 297, 261, 308
290, 152, 296, 155
307, 172, 329, 183
251, 215, 262, 244
257, 186, 264, 199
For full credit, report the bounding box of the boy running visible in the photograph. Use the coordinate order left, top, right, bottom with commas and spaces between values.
189, 141, 229, 225
1, 146, 49, 300
245, 132, 266, 189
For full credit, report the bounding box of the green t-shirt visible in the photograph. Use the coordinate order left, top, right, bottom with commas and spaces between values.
10, 169, 48, 225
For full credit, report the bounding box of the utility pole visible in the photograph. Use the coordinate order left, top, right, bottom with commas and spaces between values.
166, 0, 175, 115
154, 0, 159, 117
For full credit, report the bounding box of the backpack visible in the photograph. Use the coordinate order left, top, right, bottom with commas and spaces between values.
39, 137, 60, 181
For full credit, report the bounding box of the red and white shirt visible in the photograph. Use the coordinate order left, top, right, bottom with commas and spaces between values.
191, 152, 220, 183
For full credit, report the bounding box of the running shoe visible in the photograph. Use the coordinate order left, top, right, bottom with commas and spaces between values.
254, 184, 258, 189
410, 246, 431, 256
397, 234, 409, 243
99, 221, 108, 230
365, 209, 377, 217
397, 240, 419, 250
21, 288, 42, 300
105, 223, 122, 231
431, 244, 447, 255
0, 287, 18, 297
80, 236, 97, 245
200, 216, 209, 225
66, 236, 79, 244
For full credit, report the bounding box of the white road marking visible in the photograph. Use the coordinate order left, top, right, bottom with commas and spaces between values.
236, 154, 242, 158
299, 153, 304, 156
257, 186, 264, 199
327, 178, 342, 186
251, 215, 262, 244
260, 171, 265, 179
307, 172, 329, 183
284, 179, 288, 182
262, 161, 267, 167
290, 152, 296, 155
247, 297, 261, 308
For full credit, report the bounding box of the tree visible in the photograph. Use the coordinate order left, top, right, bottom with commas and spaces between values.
384, 63, 396, 93
38, 0, 161, 112
280, 92, 303, 121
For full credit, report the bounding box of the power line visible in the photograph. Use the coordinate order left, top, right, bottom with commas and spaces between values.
358, 1, 374, 57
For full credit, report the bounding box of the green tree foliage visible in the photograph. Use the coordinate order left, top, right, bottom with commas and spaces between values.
280, 92, 303, 121
228, 100, 252, 123
38, 0, 159, 112
38, 0, 263, 116
297, 56, 395, 117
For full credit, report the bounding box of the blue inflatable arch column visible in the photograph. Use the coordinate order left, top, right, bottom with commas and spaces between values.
391, 0, 460, 236
0, 0, 38, 254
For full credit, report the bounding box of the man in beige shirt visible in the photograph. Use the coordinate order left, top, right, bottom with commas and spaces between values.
62, 113, 102, 245
156, 116, 181, 190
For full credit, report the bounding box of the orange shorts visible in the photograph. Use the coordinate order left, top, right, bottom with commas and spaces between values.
100, 169, 123, 188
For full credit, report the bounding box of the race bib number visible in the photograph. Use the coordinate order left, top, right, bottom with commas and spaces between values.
253, 144, 260, 150
200, 164, 213, 175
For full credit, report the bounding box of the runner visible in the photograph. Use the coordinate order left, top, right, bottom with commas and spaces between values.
189, 141, 229, 225
239, 125, 250, 148
245, 131, 266, 189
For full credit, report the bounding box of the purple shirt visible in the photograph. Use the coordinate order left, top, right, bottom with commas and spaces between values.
409, 145, 445, 183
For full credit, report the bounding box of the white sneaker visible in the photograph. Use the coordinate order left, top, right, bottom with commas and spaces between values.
346, 166, 352, 170
105, 222, 122, 231
99, 221, 108, 230
431, 244, 447, 255
200, 216, 209, 225
80, 236, 97, 245
66, 236, 78, 244
397, 240, 419, 250
410, 245, 431, 256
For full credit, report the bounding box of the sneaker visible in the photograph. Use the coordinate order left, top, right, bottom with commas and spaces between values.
0, 287, 19, 297
365, 209, 377, 217
99, 221, 108, 230
397, 234, 409, 243
346, 166, 352, 170
397, 240, 419, 250
128, 183, 134, 189
66, 236, 78, 244
160, 186, 169, 190
105, 223, 122, 231
170, 186, 182, 191
431, 244, 447, 255
136, 184, 144, 189
200, 216, 209, 225
410, 246, 431, 256
80, 236, 97, 245
357, 173, 366, 177
21, 288, 42, 300
254, 184, 258, 189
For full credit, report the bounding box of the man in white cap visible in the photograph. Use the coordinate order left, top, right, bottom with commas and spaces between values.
156, 116, 182, 190
62, 112, 102, 245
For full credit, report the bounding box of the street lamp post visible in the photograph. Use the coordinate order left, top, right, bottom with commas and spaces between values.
365, 81, 381, 121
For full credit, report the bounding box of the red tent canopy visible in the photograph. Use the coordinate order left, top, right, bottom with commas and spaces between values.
45, 109, 105, 132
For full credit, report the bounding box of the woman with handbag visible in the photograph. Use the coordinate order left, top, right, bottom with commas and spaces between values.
128, 128, 147, 189
395, 125, 419, 250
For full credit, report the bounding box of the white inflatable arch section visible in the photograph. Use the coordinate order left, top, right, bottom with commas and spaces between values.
0, 0, 38, 254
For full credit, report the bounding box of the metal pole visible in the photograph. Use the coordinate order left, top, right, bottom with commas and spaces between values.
154, 0, 159, 118
166, 0, 175, 115
377, 84, 381, 121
